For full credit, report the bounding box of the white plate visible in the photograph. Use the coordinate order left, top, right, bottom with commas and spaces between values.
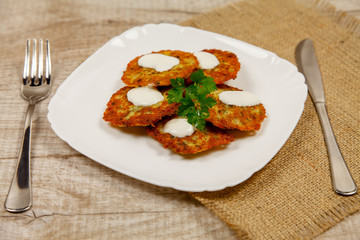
47, 23, 307, 192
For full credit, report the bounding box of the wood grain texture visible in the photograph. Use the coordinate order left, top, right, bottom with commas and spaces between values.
0, 0, 359, 239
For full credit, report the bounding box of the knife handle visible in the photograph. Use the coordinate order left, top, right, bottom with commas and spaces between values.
315, 102, 357, 195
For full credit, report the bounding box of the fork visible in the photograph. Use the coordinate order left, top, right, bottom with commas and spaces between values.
4, 39, 51, 213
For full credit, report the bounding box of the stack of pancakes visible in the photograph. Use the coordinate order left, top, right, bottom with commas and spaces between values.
103, 49, 266, 154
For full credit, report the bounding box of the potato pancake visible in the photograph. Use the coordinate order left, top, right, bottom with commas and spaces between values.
146, 116, 234, 154
206, 85, 266, 131
122, 50, 198, 87
103, 86, 178, 127
198, 49, 241, 84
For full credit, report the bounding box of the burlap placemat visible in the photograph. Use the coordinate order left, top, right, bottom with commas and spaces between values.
181, 0, 360, 239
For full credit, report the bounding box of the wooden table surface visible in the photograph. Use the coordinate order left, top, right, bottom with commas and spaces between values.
1, 0, 359, 239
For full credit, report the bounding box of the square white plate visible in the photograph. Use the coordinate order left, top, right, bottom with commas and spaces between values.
47, 23, 307, 192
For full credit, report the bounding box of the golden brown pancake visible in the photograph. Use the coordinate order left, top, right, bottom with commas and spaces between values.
146, 115, 234, 154
121, 50, 198, 87
103, 86, 178, 127
197, 49, 241, 84
206, 84, 266, 131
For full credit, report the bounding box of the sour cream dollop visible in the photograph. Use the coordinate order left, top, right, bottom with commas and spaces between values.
163, 118, 195, 138
127, 87, 164, 106
219, 91, 261, 107
193, 51, 219, 69
138, 53, 179, 72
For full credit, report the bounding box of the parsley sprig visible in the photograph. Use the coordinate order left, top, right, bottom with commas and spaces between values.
167, 70, 217, 130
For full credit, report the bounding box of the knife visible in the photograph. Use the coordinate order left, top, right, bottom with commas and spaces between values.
295, 39, 357, 196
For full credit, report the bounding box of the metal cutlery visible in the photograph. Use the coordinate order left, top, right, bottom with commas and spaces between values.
4, 39, 52, 212
295, 39, 357, 196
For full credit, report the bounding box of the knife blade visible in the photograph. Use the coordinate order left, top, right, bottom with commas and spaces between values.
295, 39, 357, 196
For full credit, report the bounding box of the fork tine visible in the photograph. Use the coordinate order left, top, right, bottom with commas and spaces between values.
45, 39, 51, 84
38, 39, 43, 85
23, 40, 30, 85
30, 39, 37, 85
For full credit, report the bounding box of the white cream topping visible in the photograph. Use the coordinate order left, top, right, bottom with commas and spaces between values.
194, 51, 220, 69
138, 53, 179, 72
127, 86, 164, 106
163, 118, 195, 138
219, 91, 261, 107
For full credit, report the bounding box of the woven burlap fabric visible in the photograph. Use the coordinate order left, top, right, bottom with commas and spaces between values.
182, 0, 360, 239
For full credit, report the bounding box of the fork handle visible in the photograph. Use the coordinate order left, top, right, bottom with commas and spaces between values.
315, 102, 357, 195
4, 103, 35, 212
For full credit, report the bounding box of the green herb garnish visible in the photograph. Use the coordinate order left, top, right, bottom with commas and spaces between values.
167, 70, 217, 130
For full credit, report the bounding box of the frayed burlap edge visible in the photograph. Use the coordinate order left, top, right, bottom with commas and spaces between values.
299, 0, 360, 36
